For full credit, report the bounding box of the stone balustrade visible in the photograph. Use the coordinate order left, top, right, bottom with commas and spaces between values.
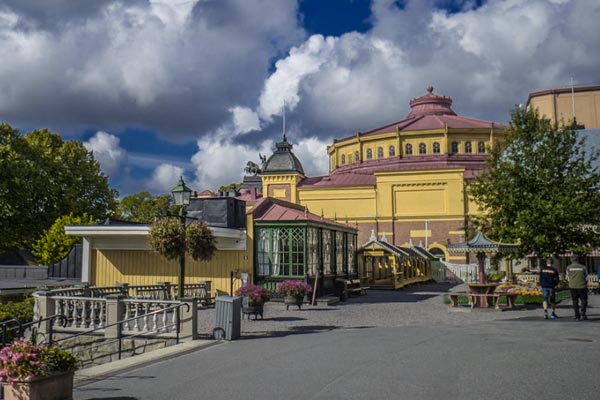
33, 290, 198, 342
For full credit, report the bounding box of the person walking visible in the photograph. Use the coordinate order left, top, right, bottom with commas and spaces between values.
566, 255, 588, 320
539, 258, 560, 319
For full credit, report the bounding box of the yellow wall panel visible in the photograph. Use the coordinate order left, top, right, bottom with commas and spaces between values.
395, 188, 446, 215
92, 249, 253, 294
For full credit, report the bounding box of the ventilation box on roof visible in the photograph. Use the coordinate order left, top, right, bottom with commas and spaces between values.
186, 198, 246, 229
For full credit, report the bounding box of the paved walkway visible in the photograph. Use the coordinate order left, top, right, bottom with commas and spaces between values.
194, 282, 598, 338
73, 283, 600, 400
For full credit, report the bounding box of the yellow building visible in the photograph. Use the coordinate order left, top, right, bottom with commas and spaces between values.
65, 218, 251, 295
260, 87, 507, 263
527, 85, 600, 129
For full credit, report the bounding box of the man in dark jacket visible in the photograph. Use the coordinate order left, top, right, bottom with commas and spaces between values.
539, 258, 560, 319
566, 256, 589, 320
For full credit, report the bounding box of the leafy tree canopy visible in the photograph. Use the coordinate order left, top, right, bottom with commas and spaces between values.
117, 191, 172, 223
468, 108, 600, 258
32, 213, 95, 265
0, 123, 118, 252
217, 182, 241, 194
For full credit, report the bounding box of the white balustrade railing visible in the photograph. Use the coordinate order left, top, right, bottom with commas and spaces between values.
34, 287, 199, 341
122, 299, 180, 336
441, 261, 479, 283
52, 296, 106, 332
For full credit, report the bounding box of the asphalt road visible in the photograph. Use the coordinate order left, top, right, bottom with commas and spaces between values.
73, 287, 600, 400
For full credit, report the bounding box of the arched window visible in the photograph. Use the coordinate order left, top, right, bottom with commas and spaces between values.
405, 144, 412, 155
341, 154, 346, 165
389, 145, 395, 156
465, 141, 472, 153
355, 150, 360, 162
451, 141, 459, 153
366, 149, 373, 160
433, 142, 440, 154
419, 143, 426, 154
478, 141, 485, 153
377, 147, 384, 158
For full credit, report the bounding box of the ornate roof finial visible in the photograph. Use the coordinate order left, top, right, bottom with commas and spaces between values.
381, 232, 388, 243
320, 209, 324, 221
369, 229, 377, 242
427, 86, 434, 93
282, 102, 287, 143
304, 206, 308, 218
409, 238, 414, 247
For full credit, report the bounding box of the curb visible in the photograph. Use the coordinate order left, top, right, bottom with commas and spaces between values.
74, 339, 220, 387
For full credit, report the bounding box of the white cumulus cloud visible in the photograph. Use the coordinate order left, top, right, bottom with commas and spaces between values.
83, 131, 127, 177
148, 163, 185, 192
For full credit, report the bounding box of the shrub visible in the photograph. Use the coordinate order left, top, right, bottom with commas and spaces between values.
32, 213, 95, 265
0, 297, 35, 323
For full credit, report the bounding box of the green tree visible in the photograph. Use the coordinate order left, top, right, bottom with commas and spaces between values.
117, 192, 172, 222
217, 182, 241, 194
32, 214, 96, 265
468, 108, 600, 258
0, 123, 117, 252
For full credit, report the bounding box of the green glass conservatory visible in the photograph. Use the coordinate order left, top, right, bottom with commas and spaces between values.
251, 198, 358, 295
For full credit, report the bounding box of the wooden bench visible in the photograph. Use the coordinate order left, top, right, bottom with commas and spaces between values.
343, 279, 370, 297
448, 292, 517, 310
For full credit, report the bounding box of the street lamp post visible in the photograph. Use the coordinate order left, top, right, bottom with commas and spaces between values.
171, 176, 193, 300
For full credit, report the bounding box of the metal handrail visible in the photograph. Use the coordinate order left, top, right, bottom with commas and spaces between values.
1, 318, 22, 346
52, 302, 190, 360
1, 314, 67, 347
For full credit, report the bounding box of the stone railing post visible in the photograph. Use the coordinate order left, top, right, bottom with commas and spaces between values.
158, 281, 172, 300
180, 298, 198, 340
32, 290, 55, 337
104, 295, 125, 339
116, 282, 130, 297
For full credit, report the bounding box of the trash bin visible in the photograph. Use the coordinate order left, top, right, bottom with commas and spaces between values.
213, 295, 242, 340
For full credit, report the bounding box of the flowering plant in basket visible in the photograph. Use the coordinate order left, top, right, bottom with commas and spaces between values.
276, 280, 312, 298
235, 284, 272, 305
0, 338, 77, 384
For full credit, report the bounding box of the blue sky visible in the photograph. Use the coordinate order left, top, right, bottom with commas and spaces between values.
1, 0, 599, 197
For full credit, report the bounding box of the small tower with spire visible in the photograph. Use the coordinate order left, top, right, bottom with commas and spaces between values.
259, 102, 305, 204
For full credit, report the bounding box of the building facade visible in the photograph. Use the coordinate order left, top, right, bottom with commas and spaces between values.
260, 87, 507, 263
527, 85, 600, 129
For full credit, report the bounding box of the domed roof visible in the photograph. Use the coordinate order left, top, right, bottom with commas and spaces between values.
262, 134, 305, 175
407, 86, 457, 118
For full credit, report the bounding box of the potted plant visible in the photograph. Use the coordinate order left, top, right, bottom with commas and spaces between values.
0, 337, 78, 400
235, 285, 271, 319
276, 280, 312, 310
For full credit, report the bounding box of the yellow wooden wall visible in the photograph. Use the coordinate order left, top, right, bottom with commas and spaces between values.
90, 248, 253, 294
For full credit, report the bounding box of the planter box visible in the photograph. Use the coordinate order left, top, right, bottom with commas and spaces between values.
3, 371, 74, 400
